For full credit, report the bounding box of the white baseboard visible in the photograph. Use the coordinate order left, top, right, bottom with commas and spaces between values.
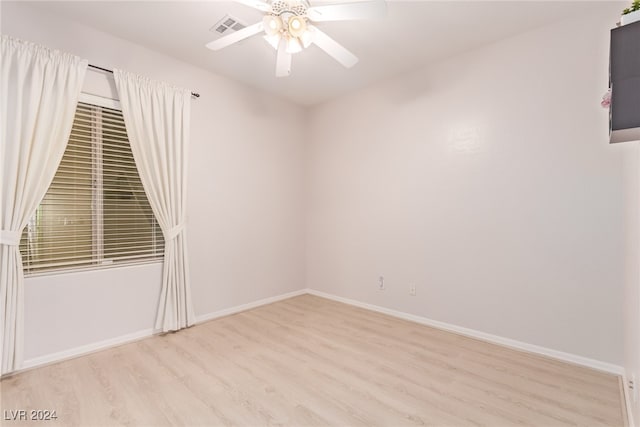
21, 327, 155, 372
306, 289, 625, 376
13, 288, 625, 382
623, 373, 636, 427
14, 288, 307, 376
196, 288, 308, 323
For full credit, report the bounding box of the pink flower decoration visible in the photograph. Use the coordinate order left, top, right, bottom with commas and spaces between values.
601, 89, 612, 108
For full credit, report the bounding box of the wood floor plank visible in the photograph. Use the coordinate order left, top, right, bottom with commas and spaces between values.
273, 299, 620, 408
252, 300, 611, 426
0, 294, 625, 426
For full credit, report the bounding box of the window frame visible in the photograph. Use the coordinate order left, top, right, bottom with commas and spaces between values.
21, 93, 164, 277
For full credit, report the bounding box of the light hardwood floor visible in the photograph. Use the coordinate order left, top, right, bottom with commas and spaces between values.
0, 295, 626, 426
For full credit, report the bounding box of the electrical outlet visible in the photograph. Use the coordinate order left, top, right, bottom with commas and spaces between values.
409, 282, 416, 296
378, 276, 385, 290
631, 374, 638, 403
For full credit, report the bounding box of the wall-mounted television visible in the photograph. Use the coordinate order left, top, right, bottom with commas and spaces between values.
610, 20, 640, 143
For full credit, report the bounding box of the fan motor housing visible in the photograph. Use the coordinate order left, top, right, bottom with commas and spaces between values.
270, 0, 310, 16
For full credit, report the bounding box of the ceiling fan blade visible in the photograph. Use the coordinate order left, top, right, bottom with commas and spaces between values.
234, 0, 271, 12
276, 38, 292, 77
205, 22, 264, 51
309, 25, 358, 68
306, 1, 386, 22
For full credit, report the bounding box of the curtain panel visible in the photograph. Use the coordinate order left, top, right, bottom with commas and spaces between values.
0, 35, 87, 374
113, 70, 195, 332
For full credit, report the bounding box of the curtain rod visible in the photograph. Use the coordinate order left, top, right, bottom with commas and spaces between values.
88, 64, 200, 98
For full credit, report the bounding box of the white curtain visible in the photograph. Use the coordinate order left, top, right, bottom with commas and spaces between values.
0, 36, 87, 374
113, 70, 195, 332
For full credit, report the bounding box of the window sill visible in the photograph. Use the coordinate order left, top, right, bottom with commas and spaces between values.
23, 259, 163, 278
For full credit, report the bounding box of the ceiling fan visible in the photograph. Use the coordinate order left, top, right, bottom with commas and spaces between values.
206, 0, 386, 77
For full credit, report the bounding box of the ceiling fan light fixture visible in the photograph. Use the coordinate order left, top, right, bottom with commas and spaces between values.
300, 28, 314, 48
209, 0, 383, 77
287, 15, 307, 38
263, 33, 281, 50
286, 37, 303, 54
263, 15, 283, 36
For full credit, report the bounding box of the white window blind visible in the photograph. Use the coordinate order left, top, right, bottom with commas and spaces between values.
19, 101, 164, 274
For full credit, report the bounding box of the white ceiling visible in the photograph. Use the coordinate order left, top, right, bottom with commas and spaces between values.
25, 1, 619, 106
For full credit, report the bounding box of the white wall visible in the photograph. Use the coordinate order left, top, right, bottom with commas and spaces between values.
624, 142, 640, 420
306, 6, 631, 366
3, 0, 638, 390
2, 2, 307, 361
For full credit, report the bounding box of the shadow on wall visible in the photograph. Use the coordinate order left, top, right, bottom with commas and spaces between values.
235, 83, 288, 118
379, 58, 474, 106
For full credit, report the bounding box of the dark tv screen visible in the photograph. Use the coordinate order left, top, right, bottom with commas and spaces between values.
610, 21, 640, 143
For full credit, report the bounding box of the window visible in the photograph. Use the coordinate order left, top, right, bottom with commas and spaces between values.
19, 98, 164, 274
